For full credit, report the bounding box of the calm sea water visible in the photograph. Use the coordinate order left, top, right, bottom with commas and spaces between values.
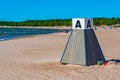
0, 28, 61, 41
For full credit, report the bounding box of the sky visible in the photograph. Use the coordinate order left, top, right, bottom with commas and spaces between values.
0, 0, 120, 21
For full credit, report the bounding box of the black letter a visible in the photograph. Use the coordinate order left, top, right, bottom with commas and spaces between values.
87, 20, 91, 28
75, 20, 81, 28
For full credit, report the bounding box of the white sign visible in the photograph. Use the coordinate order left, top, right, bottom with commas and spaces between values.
72, 18, 93, 29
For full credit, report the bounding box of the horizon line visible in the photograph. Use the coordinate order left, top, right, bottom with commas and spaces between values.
0, 17, 120, 22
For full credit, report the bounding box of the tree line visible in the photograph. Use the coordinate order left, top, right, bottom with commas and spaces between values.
93, 17, 120, 26
0, 19, 71, 27
0, 17, 120, 27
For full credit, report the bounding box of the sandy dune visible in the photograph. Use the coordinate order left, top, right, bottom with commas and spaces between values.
0, 30, 120, 80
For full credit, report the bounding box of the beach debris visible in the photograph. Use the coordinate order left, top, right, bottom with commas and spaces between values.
97, 61, 104, 65
103, 61, 108, 66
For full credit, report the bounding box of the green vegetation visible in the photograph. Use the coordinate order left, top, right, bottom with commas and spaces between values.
93, 17, 120, 26
0, 17, 120, 27
0, 19, 71, 27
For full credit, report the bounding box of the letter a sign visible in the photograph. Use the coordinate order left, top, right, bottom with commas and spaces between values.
75, 20, 81, 28
72, 18, 93, 29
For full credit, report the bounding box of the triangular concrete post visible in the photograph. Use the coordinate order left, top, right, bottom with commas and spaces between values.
60, 18, 105, 66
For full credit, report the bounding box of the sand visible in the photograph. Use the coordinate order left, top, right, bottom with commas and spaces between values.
0, 29, 120, 80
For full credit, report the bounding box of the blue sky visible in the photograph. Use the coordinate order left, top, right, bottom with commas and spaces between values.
0, 0, 120, 21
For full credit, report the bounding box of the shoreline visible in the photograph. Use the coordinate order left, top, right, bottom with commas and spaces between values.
0, 27, 68, 41
0, 26, 72, 29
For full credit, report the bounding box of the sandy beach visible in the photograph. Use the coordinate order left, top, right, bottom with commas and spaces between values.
0, 29, 120, 80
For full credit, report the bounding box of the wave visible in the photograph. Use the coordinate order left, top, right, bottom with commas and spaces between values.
0, 28, 61, 41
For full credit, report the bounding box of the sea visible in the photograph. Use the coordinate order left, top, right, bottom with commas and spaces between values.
0, 27, 61, 41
